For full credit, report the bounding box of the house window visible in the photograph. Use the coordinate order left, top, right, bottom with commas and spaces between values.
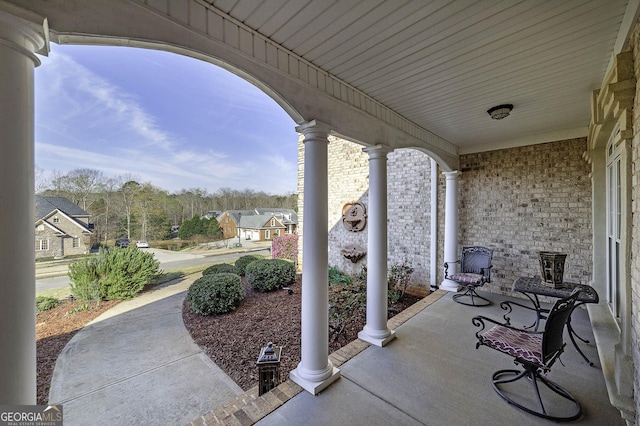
72, 238, 79, 248
271, 218, 275, 226
606, 130, 622, 321
275, 229, 280, 237
265, 230, 270, 240
53, 217, 60, 223
36, 239, 49, 251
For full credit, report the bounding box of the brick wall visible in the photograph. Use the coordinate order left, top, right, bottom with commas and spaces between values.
298, 136, 434, 284
454, 139, 593, 294
298, 136, 592, 296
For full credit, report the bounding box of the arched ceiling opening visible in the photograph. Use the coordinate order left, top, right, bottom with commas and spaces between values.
13, 0, 460, 170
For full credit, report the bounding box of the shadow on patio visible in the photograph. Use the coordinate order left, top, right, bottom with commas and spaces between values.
198, 290, 623, 425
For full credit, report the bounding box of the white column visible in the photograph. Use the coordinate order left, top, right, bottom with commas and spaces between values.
430, 158, 438, 290
290, 120, 340, 395
440, 171, 460, 291
359, 145, 395, 347
0, 4, 49, 404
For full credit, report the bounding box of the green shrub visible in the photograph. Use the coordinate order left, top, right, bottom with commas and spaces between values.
234, 254, 262, 276
36, 296, 60, 313
388, 260, 415, 301
246, 259, 295, 292
187, 273, 245, 315
329, 266, 352, 286
69, 247, 160, 301
203, 263, 238, 276
329, 276, 366, 338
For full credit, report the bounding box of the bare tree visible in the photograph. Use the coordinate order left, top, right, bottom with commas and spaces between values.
51, 168, 105, 210
119, 179, 141, 239
35, 166, 50, 194
97, 177, 119, 245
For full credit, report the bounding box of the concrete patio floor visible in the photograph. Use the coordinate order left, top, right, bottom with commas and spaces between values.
197, 290, 624, 426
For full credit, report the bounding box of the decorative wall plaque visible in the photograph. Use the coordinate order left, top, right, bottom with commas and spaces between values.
342, 202, 367, 232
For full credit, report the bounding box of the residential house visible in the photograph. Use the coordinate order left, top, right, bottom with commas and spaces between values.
217, 210, 253, 240
218, 209, 297, 241
34, 195, 92, 260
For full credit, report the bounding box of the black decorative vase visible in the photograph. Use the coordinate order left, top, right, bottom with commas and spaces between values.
538, 251, 567, 288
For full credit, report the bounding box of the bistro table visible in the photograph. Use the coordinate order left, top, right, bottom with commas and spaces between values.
502, 276, 599, 366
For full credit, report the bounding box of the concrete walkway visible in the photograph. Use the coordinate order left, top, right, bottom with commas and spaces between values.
48, 275, 244, 426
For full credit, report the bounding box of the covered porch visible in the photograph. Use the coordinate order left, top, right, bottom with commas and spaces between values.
195, 290, 622, 425
0, 1, 637, 424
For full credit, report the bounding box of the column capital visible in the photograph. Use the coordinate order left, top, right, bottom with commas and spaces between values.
442, 170, 460, 179
295, 119, 332, 137
0, 2, 50, 66
363, 144, 393, 159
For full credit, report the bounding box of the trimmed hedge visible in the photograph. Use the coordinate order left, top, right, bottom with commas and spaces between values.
203, 263, 238, 276
234, 254, 262, 276
245, 259, 295, 292
187, 273, 245, 315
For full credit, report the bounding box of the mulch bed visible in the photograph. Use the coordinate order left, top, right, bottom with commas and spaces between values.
182, 275, 421, 391
36, 299, 120, 405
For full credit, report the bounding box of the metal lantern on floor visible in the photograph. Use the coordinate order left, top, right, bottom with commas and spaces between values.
256, 342, 282, 396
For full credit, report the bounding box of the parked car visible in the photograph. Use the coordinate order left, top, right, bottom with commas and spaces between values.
115, 238, 130, 248
136, 240, 149, 248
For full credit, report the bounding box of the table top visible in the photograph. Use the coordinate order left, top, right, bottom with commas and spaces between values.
513, 276, 599, 304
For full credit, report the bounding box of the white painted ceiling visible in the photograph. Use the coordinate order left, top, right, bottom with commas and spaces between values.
207, 0, 631, 153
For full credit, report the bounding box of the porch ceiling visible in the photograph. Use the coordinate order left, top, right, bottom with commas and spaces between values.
209, 0, 631, 153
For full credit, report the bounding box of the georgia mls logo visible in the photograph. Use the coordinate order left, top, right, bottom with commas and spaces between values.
0, 405, 63, 426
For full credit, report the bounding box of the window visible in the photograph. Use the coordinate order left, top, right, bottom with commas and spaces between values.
72, 238, 79, 248
53, 217, 60, 223
271, 218, 276, 226
265, 230, 270, 240
606, 131, 622, 320
36, 239, 49, 251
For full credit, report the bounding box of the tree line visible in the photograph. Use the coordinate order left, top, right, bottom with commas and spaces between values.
37, 168, 297, 245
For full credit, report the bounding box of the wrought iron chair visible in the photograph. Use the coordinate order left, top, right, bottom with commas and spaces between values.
444, 246, 493, 306
472, 290, 582, 422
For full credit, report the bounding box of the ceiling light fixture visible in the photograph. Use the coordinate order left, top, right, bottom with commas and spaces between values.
487, 104, 513, 120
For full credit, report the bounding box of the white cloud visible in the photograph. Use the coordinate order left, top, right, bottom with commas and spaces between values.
35, 45, 299, 194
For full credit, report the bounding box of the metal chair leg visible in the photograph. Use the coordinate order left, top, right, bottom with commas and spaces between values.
491, 369, 582, 422
452, 286, 491, 306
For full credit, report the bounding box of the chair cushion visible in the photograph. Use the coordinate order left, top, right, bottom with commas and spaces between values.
480, 325, 543, 365
450, 273, 484, 285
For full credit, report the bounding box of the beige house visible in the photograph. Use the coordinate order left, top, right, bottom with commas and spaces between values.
2, 2, 640, 424
34, 196, 92, 260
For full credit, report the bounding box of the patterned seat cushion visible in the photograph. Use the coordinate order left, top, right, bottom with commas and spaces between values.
480, 325, 543, 365
450, 273, 484, 285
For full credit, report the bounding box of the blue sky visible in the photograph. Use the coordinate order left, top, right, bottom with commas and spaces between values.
35, 44, 299, 195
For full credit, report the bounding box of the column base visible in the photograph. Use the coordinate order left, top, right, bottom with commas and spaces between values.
358, 329, 396, 347
290, 366, 341, 395
439, 279, 460, 292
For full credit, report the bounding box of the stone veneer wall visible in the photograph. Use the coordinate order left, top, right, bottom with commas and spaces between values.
297, 136, 434, 287
631, 16, 640, 424
453, 139, 592, 294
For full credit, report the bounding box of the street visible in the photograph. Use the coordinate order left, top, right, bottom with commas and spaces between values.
36, 246, 270, 294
